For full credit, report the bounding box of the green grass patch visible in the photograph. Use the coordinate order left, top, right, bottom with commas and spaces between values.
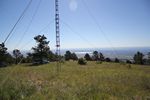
0, 62, 150, 100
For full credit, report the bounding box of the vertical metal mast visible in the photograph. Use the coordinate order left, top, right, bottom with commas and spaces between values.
55, 0, 61, 71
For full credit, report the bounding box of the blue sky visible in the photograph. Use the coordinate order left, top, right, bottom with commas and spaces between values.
0, 0, 150, 50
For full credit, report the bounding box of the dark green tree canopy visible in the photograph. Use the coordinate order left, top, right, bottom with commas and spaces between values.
78, 58, 87, 65
0, 43, 14, 66
64, 51, 78, 61
84, 53, 92, 61
71, 53, 78, 61
148, 52, 150, 60
99, 52, 105, 61
0, 43, 8, 62
93, 51, 99, 61
92, 51, 105, 61
0, 43, 7, 53
13, 49, 22, 64
147, 52, 150, 64
105, 58, 111, 62
13, 49, 21, 58
134, 51, 144, 65
114, 58, 120, 63
126, 60, 132, 64
48, 51, 57, 61
32, 35, 50, 64
33, 35, 50, 53
65, 51, 72, 61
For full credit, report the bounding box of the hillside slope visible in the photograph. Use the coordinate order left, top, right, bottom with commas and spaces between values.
0, 62, 150, 100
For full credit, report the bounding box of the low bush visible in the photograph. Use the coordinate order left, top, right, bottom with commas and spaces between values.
126, 60, 132, 64
78, 58, 87, 65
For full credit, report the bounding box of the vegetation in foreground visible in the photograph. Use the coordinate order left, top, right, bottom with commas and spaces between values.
0, 61, 150, 100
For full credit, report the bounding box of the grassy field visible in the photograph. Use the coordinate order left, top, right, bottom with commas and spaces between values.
0, 61, 150, 100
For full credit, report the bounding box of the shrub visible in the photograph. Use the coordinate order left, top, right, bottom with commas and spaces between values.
126, 60, 132, 64
78, 58, 87, 65
134, 51, 144, 65
105, 58, 111, 62
84, 53, 92, 61
114, 58, 120, 63
71, 53, 78, 61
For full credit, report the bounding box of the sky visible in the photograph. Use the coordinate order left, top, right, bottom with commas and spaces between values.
0, 0, 150, 51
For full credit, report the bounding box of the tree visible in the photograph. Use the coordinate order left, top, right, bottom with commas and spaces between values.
21, 53, 33, 63
148, 52, 150, 59
114, 58, 119, 63
64, 51, 72, 61
0, 43, 7, 61
0, 43, 8, 67
134, 51, 144, 65
126, 60, 132, 64
93, 51, 99, 61
13, 49, 22, 64
64, 51, 78, 61
105, 58, 111, 62
148, 52, 150, 64
99, 52, 105, 61
48, 51, 57, 61
5, 53, 14, 64
71, 53, 78, 61
32, 35, 50, 64
84, 53, 92, 61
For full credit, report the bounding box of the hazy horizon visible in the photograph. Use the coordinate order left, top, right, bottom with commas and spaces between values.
0, 0, 150, 51
8, 46, 150, 60
10, 46, 150, 51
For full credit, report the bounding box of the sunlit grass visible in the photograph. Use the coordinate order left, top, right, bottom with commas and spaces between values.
0, 61, 150, 100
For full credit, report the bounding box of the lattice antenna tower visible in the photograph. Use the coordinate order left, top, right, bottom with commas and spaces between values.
55, 0, 61, 71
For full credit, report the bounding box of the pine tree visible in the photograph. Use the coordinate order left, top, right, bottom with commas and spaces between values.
32, 35, 50, 64
13, 49, 22, 64
64, 51, 72, 61
134, 51, 144, 65
84, 53, 92, 61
